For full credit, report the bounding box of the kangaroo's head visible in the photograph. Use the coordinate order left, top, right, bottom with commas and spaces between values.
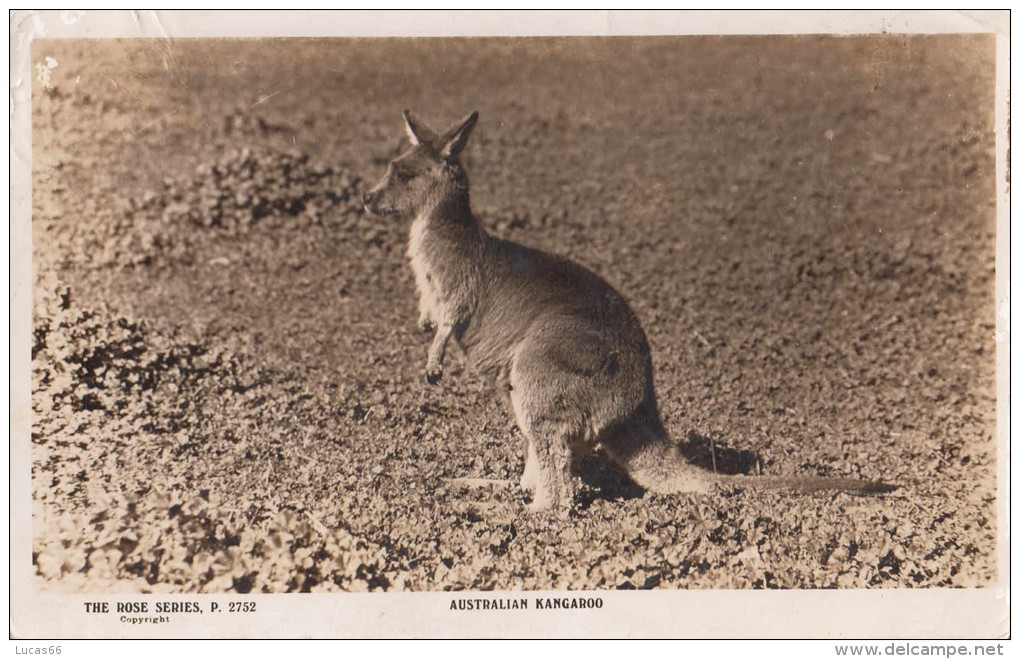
363, 110, 479, 218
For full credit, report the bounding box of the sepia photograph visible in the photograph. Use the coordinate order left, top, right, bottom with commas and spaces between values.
11, 10, 1008, 639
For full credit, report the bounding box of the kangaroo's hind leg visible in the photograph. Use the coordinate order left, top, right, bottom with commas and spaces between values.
508, 399, 576, 513
513, 412, 576, 514
509, 353, 586, 515
519, 433, 540, 494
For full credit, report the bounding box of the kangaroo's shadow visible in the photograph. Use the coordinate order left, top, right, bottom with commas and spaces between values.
573, 431, 760, 508
678, 431, 760, 476
573, 452, 645, 506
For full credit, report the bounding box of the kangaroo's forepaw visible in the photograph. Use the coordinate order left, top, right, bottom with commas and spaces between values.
417, 317, 435, 333
425, 361, 443, 385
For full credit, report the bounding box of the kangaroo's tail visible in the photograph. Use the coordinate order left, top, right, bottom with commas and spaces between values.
714, 473, 898, 495
602, 422, 897, 496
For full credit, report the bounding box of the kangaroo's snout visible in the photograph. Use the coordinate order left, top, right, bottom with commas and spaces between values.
362, 189, 393, 217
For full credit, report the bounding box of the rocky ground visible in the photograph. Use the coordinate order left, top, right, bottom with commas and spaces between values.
29, 36, 998, 592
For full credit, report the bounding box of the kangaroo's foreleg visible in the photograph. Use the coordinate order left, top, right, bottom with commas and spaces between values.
425, 324, 452, 384
425, 304, 469, 385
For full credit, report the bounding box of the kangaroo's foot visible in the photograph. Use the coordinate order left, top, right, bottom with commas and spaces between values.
519, 435, 539, 494
425, 359, 443, 385
517, 427, 575, 518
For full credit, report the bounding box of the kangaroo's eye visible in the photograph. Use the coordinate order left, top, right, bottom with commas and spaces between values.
395, 171, 414, 183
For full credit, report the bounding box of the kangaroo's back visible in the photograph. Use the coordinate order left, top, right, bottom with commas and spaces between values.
463, 237, 652, 380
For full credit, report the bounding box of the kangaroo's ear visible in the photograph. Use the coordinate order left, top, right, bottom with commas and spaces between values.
439, 111, 479, 159
403, 110, 438, 147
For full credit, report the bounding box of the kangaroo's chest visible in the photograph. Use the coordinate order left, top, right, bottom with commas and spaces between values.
407, 217, 445, 322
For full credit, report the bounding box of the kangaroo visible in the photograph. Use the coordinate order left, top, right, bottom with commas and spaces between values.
362, 110, 896, 514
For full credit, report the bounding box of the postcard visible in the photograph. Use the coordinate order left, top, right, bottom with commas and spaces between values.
10, 10, 1009, 639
